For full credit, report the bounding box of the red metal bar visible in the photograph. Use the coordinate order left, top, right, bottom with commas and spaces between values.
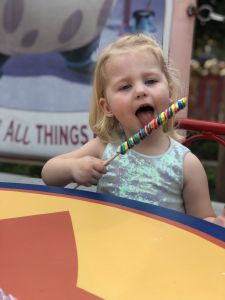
182, 133, 225, 147
176, 118, 225, 135
175, 118, 225, 147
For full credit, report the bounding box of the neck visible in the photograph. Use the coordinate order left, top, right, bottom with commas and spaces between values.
130, 130, 170, 156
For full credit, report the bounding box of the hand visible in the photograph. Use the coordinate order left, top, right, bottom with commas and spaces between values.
71, 156, 107, 187
214, 206, 225, 227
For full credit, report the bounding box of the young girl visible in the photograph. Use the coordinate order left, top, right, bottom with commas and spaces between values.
42, 33, 225, 226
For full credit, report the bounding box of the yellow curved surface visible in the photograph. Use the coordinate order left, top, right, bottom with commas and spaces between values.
0, 189, 225, 299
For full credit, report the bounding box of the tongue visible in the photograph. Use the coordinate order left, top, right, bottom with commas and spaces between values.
136, 111, 154, 127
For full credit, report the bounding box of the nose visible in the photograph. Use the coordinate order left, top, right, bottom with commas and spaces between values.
135, 81, 147, 99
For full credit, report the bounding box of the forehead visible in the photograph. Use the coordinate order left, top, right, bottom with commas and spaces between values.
105, 50, 161, 75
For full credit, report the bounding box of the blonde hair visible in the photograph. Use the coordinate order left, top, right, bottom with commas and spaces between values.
89, 33, 181, 143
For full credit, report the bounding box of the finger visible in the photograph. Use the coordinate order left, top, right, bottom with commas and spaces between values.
215, 216, 225, 227
91, 170, 104, 182
80, 172, 101, 187
93, 162, 107, 174
84, 178, 98, 187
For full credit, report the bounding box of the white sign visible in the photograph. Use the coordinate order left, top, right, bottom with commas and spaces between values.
0, 107, 93, 159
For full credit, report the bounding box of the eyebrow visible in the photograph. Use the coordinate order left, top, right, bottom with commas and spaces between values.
113, 71, 161, 83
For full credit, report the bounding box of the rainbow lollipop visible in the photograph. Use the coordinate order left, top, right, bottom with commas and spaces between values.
104, 97, 187, 165
75, 97, 187, 187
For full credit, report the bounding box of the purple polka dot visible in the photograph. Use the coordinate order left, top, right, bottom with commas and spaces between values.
21, 29, 39, 47
3, 0, 24, 33
58, 10, 82, 44
97, 0, 114, 27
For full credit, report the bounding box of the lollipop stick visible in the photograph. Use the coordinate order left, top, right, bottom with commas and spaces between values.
103, 153, 119, 166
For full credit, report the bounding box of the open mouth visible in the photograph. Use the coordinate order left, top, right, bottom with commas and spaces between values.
135, 104, 155, 126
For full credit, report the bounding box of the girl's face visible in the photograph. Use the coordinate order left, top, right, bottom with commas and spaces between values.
100, 50, 170, 138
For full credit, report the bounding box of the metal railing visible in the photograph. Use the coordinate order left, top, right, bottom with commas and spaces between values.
176, 118, 225, 147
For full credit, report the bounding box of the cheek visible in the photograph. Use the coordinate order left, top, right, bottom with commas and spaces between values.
106, 93, 120, 110
155, 98, 170, 113
110, 102, 128, 121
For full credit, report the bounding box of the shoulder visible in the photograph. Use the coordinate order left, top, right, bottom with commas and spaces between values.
183, 152, 207, 181
170, 137, 190, 152
169, 138, 190, 160
184, 151, 203, 167
83, 137, 107, 158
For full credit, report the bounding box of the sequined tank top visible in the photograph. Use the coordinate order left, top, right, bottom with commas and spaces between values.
97, 137, 190, 212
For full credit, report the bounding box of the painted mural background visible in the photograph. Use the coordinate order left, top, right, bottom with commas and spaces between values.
0, 0, 166, 160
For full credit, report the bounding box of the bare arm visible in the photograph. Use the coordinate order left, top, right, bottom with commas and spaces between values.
183, 152, 225, 227
183, 152, 216, 219
41, 137, 107, 187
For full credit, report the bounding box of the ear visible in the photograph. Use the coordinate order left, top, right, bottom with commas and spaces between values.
99, 97, 114, 117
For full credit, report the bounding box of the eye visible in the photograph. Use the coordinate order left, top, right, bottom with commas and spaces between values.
119, 84, 131, 91
145, 79, 157, 85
